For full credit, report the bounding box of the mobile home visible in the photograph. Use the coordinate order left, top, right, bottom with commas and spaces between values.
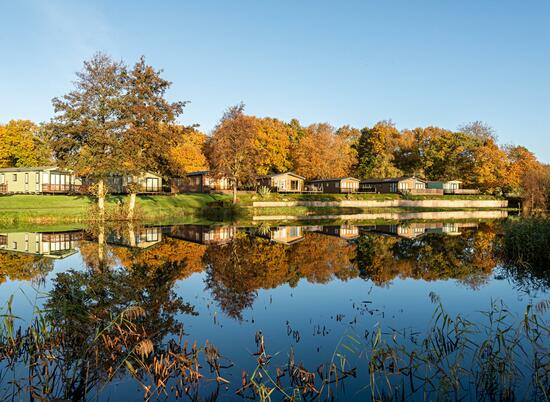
0, 166, 82, 194
256, 172, 305, 193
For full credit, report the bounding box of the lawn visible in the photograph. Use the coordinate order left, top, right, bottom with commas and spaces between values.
0, 193, 232, 224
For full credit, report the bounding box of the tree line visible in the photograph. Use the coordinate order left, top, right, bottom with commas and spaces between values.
1, 53, 549, 211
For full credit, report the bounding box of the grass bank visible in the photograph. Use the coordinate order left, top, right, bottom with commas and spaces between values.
0, 192, 502, 225
0, 194, 232, 225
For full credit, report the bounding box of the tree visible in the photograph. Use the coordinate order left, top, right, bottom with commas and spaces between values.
355, 121, 401, 179
505, 145, 540, 192
120, 57, 185, 219
252, 117, 293, 175
206, 104, 259, 204
292, 123, 353, 179
168, 127, 209, 176
0, 120, 51, 167
521, 164, 550, 213
48, 53, 185, 219
47, 53, 129, 219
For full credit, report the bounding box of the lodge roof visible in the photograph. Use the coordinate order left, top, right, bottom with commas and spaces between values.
361, 176, 426, 184
0, 166, 60, 173
307, 177, 360, 183
257, 172, 306, 180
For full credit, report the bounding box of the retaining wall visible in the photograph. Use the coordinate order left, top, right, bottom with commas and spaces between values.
252, 199, 508, 209
252, 210, 509, 222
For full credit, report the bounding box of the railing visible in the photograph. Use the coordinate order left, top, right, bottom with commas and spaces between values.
403, 188, 444, 195
42, 184, 82, 193
340, 187, 359, 193
444, 189, 480, 195
0, 183, 7, 194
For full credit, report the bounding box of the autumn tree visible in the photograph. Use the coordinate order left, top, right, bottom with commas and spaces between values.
48, 53, 185, 219
48, 53, 129, 219
521, 164, 550, 213
292, 123, 354, 179
120, 57, 185, 219
168, 126, 209, 176
355, 121, 402, 179
206, 104, 259, 203
0, 120, 51, 167
505, 145, 540, 192
253, 117, 293, 175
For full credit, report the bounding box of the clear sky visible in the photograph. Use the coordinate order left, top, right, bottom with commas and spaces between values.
1, 0, 549, 161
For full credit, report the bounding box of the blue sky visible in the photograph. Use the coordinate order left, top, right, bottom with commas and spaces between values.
1, 0, 549, 161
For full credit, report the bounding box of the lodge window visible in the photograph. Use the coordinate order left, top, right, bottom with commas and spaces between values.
36, 173, 40, 183
390, 183, 397, 192
13, 174, 17, 182
25, 173, 29, 184
146, 178, 159, 192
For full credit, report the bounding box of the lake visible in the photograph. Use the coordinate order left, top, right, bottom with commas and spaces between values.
0, 215, 548, 401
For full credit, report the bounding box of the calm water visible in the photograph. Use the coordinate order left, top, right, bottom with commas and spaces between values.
0, 217, 548, 401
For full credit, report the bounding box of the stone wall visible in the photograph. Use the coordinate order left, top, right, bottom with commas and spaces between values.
252, 210, 509, 222
252, 199, 508, 209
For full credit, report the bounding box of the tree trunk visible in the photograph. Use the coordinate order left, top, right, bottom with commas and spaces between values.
97, 221, 105, 271
232, 181, 237, 204
97, 179, 106, 221
128, 222, 136, 247
128, 192, 137, 220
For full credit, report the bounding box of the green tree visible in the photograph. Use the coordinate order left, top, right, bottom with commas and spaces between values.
355, 121, 402, 179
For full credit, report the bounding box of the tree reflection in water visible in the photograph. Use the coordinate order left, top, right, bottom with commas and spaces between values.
40, 237, 203, 400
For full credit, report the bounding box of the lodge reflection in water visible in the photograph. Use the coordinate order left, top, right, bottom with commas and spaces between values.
0, 230, 83, 259
0, 222, 484, 260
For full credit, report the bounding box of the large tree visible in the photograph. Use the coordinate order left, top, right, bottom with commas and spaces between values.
292, 123, 354, 179
48, 53, 184, 219
0, 120, 51, 167
355, 121, 401, 179
120, 57, 185, 219
48, 53, 129, 218
168, 126, 209, 176
206, 104, 259, 204
252, 117, 293, 175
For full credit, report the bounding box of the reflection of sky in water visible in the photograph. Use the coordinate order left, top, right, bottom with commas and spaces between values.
0, 223, 548, 401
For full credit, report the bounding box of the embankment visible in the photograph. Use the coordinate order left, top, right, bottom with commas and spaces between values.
253, 199, 508, 209
252, 209, 509, 222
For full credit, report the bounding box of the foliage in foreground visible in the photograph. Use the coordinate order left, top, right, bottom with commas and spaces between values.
0, 295, 548, 401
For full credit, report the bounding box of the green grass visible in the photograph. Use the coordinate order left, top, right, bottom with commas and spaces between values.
0, 192, 502, 225
0, 193, 232, 225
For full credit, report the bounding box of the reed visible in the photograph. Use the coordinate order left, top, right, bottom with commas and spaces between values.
1, 296, 548, 401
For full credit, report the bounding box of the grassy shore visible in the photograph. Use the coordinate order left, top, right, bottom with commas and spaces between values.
0, 192, 502, 225
0, 194, 231, 225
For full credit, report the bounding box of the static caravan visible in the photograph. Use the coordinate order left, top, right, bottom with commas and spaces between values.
360, 176, 442, 195
171, 171, 231, 193
0, 166, 81, 194
256, 172, 305, 193
82, 172, 164, 194
427, 180, 479, 195
306, 177, 360, 194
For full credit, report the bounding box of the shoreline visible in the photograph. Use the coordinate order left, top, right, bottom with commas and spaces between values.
0, 193, 512, 226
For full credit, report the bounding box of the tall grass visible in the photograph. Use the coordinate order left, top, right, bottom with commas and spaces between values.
1, 295, 548, 401
502, 217, 550, 268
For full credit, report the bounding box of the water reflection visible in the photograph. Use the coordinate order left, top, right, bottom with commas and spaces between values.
0, 221, 547, 297
1, 219, 549, 400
